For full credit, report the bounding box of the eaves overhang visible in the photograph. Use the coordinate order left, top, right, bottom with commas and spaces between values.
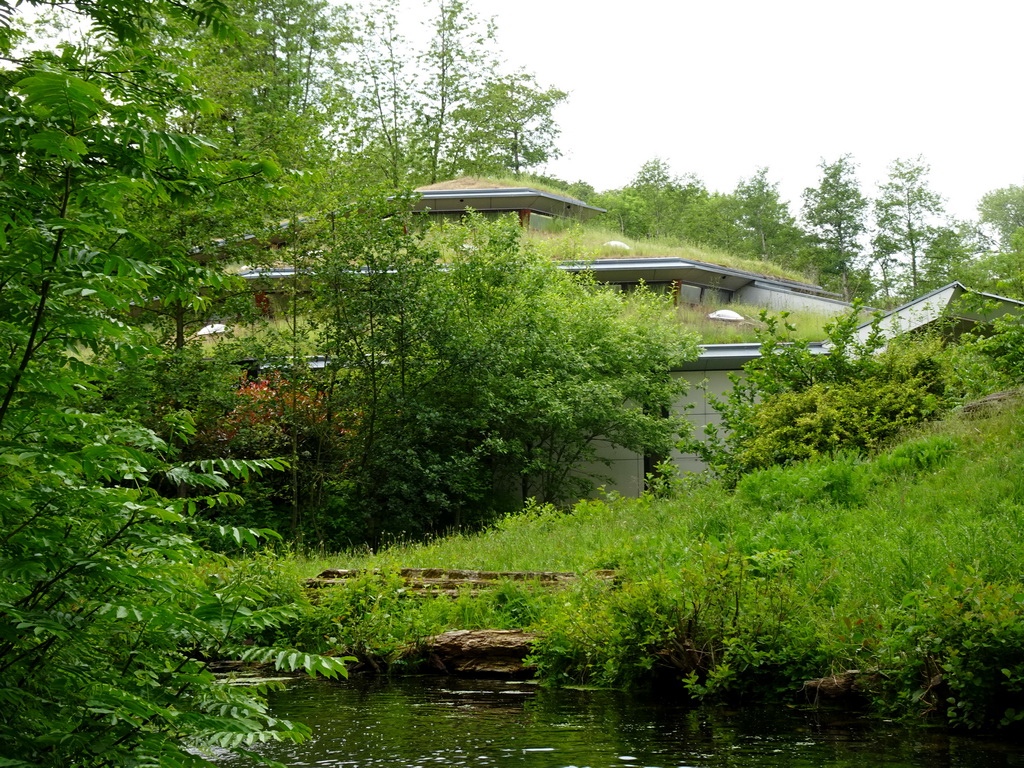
565, 257, 837, 297
854, 281, 1024, 343
410, 187, 605, 220
676, 341, 831, 372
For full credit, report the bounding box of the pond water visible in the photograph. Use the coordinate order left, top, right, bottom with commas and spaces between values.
212, 675, 1024, 768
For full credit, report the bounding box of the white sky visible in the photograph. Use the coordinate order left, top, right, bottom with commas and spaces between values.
455, 0, 1023, 221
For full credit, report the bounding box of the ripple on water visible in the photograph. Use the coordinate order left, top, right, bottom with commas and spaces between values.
209, 676, 1024, 768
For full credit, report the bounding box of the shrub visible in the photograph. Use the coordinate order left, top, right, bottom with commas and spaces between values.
736, 452, 867, 511
682, 306, 952, 484
879, 570, 1024, 729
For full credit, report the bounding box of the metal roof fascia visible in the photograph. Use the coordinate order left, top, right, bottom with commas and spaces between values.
416, 187, 604, 212
676, 341, 832, 372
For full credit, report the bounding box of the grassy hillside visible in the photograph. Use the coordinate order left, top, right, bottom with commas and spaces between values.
272, 397, 1024, 729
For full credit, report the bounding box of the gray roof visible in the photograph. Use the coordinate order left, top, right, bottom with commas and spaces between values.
410, 187, 605, 220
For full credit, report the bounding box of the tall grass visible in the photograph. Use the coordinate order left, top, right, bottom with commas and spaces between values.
272, 401, 1024, 728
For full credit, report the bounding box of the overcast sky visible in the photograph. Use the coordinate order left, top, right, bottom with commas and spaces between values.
450, 0, 1022, 221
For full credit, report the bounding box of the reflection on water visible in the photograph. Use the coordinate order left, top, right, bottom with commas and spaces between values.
212, 675, 1024, 767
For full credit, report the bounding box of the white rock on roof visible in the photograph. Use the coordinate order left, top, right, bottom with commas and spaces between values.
707, 309, 745, 322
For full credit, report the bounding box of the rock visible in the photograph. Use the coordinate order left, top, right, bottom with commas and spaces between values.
424, 629, 538, 677
962, 387, 1024, 416
707, 309, 745, 322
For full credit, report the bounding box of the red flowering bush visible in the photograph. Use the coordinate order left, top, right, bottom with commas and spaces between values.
208, 372, 345, 459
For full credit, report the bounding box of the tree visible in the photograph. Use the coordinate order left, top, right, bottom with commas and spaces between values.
733, 168, 806, 264
0, 1, 348, 763
182, 0, 353, 172
951, 229, 1024, 299
459, 71, 567, 176
414, 0, 497, 183
346, 0, 566, 188
597, 158, 711, 242
801, 154, 870, 300
349, 0, 421, 186
306, 210, 697, 545
919, 220, 982, 291
978, 183, 1024, 250
872, 156, 947, 302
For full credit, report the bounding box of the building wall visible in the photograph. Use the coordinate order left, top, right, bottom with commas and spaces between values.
568, 367, 745, 499
733, 284, 849, 315
670, 369, 740, 475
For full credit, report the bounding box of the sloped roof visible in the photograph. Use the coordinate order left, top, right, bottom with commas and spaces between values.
853, 282, 1024, 343
568, 256, 837, 297
411, 178, 604, 220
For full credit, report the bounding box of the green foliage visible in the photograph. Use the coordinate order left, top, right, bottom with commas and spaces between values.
301, 209, 697, 545
682, 305, 951, 484
595, 158, 714, 243
530, 545, 826, 697
880, 571, 1024, 729
293, 571, 413, 664
801, 154, 870, 300
737, 376, 943, 470
871, 433, 959, 476
348, 0, 566, 186
0, 410, 350, 764
0, 0, 351, 761
736, 452, 867, 511
297, 395, 1024, 729
872, 156, 949, 302
977, 183, 1024, 251
966, 312, 1024, 383
732, 167, 807, 265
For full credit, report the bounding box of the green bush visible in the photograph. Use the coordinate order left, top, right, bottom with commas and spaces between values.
682, 306, 953, 484
738, 377, 944, 470
879, 571, 1024, 729
530, 545, 828, 698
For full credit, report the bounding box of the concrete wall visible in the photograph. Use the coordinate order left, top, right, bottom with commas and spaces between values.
733, 283, 849, 315
670, 369, 741, 475
569, 366, 745, 498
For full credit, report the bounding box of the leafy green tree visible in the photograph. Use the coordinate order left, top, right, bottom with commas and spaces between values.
123, 0, 358, 349
306, 209, 697, 544
978, 183, 1024, 250
873, 156, 947, 302
348, 0, 417, 186
182, 0, 353, 172
951, 229, 1024, 299
733, 167, 806, 264
919, 220, 982, 291
801, 154, 870, 299
459, 71, 567, 176
414, 0, 496, 183
597, 158, 711, 242
347, 0, 566, 188
682, 191, 747, 253
0, 0, 348, 763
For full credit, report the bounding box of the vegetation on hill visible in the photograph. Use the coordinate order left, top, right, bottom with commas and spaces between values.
276, 394, 1024, 730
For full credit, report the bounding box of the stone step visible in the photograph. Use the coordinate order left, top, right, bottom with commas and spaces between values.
305, 567, 615, 596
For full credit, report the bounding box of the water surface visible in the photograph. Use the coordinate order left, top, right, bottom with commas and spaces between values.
212, 675, 1024, 767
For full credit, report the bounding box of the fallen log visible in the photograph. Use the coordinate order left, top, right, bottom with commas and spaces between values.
420, 629, 538, 677
802, 670, 880, 703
